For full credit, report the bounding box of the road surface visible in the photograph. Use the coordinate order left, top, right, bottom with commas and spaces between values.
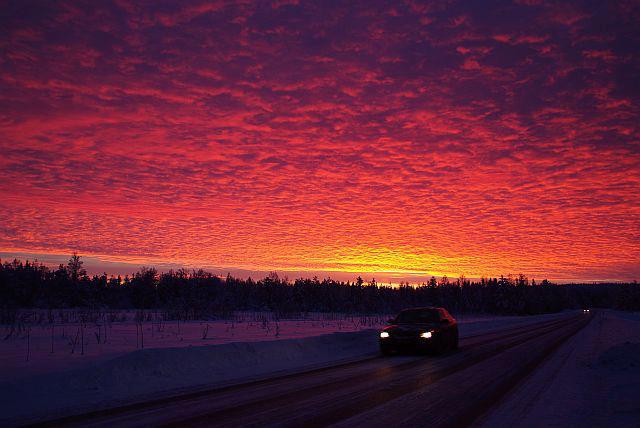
30, 313, 592, 428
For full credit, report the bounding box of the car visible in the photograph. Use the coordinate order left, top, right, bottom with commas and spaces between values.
583, 308, 591, 313
379, 307, 458, 356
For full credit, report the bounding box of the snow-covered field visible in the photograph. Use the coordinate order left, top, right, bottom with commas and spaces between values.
0, 310, 571, 423
480, 310, 640, 427
0, 310, 391, 382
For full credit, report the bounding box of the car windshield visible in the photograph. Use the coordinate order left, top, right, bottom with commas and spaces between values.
395, 309, 440, 324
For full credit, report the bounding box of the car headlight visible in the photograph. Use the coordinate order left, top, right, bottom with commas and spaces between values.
380, 331, 390, 338
420, 331, 432, 339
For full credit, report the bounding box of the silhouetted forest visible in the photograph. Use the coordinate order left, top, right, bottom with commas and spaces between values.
1, 255, 639, 318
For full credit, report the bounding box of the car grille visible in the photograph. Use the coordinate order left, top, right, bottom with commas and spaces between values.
393, 331, 419, 340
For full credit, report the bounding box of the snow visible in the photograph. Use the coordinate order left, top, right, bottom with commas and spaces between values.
597, 341, 640, 369
0, 329, 381, 424
0, 310, 571, 424
479, 310, 640, 428
0, 311, 390, 382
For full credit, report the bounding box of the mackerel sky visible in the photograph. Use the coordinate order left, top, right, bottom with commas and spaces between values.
1, 0, 639, 282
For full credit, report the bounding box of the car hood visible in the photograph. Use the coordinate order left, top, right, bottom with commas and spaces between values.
383, 323, 441, 333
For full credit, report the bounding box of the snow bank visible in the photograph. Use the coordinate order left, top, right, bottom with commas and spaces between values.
0, 330, 379, 424
70, 328, 379, 393
0, 313, 390, 382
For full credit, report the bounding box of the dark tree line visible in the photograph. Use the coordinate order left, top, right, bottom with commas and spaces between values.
1, 256, 639, 317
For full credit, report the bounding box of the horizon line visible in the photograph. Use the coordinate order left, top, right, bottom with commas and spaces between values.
1, 251, 636, 285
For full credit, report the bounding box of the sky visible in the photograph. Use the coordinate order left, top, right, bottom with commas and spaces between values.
1, 0, 639, 283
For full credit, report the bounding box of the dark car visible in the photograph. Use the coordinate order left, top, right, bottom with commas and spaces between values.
379, 307, 458, 355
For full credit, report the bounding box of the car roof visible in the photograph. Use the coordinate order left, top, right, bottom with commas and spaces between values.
400, 307, 442, 312
398, 307, 454, 319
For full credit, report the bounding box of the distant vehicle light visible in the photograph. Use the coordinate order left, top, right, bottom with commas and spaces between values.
583, 309, 590, 313
420, 331, 432, 339
380, 331, 390, 338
